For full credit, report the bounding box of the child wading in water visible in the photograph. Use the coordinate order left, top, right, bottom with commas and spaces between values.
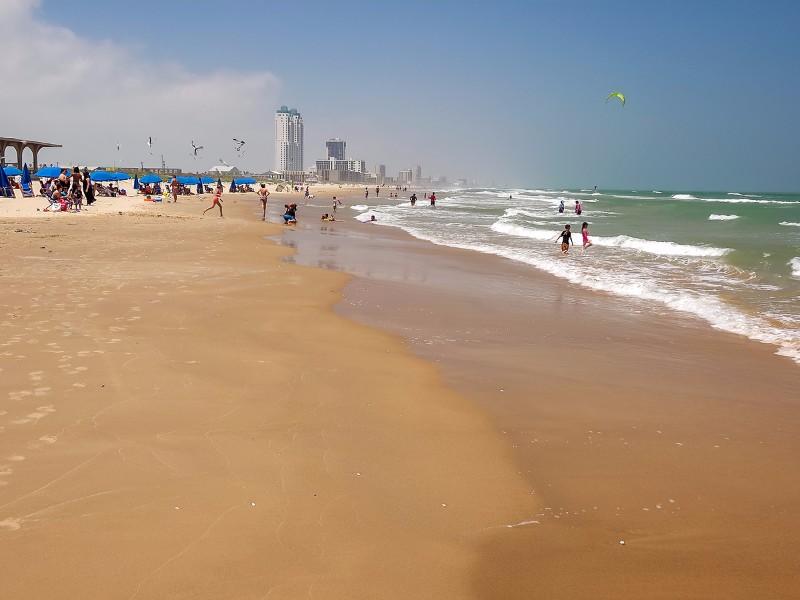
203, 185, 224, 217
556, 224, 573, 254
581, 222, 592, 251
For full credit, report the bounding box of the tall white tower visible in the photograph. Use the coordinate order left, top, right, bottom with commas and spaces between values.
275, 106, 304, 172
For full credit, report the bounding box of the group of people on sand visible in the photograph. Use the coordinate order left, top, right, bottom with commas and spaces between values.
40, 167, 99, 212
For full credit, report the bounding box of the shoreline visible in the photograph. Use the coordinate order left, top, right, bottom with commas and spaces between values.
280, 192, 800, 597
2, 190, 799, 597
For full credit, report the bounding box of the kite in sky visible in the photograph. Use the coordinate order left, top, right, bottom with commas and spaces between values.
191, 141, 203, 158
606, 92, 625, 107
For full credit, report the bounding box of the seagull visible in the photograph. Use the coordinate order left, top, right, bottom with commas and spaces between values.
191, 141, 203, 158
233, 138, 246, 156
147, 136, 154, 155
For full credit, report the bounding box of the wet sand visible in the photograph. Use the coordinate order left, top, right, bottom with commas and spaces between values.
283, 194, 800, 599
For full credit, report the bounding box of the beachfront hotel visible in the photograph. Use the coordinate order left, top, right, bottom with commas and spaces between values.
274, 106, 304, 172
326, 138, 346, 161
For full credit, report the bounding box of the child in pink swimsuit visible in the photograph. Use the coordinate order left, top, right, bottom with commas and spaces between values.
581, 222, 592, 251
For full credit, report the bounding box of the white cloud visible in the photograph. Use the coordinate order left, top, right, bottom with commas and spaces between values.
3, 0, 281, 173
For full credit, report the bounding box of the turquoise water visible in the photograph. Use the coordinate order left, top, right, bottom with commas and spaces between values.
346, 188, 800, 364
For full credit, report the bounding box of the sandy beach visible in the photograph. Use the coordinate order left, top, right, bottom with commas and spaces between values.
2, 187, 799, 598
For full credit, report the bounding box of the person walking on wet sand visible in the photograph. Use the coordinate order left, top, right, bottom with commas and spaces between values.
258, 183, 270, 220
555, 224, 573, 254
203, 185, 224, 217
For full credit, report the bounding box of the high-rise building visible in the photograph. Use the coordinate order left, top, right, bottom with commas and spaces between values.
415, 164, 422, 183
275, 105, 304, 172
326, 139, 346, 161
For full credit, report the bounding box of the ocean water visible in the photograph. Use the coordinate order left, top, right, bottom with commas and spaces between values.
346, 188, 800, 365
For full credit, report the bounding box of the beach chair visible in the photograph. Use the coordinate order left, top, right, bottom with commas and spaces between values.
21, 182, 34, 198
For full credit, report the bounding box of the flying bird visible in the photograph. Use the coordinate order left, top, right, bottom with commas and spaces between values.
146, 136, 155, 155
233, 138, 246, 156
191, 141, 204, 158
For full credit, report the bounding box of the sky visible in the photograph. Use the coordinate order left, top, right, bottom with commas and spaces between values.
2, 0, 799, 191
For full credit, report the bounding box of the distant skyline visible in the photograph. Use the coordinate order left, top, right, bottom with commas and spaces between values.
2, 0, 799, 191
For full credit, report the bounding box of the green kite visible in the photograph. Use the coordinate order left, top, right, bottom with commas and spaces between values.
606, 92, 625, 107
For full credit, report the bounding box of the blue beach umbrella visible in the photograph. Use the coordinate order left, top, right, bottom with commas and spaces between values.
200, 177, 215, 184
110, 172, 131, 181
139, 174, 162, 184
21, 163, 32, 186
229, 180, 236, 192
196, 179, 203, 194
217, 177, 222, 187
133, 173, 140, 190
90, 171, 114, 182
35, 166, 64, 178
0, 163, 12, 197
233, 177, 257, 185
3, 166, 23, 177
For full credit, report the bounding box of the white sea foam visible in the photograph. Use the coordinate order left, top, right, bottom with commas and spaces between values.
593, 235, 730, 257
790, 258, 800, 279
491, 222, 557, 241
492, 222, 730, 257
708, 214, 740, 221
780, 222, 800, 227
672, 194, 697, 200
350, 204, 369, 211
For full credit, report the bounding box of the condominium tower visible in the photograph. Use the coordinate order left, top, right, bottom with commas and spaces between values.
275, 106, 304, 172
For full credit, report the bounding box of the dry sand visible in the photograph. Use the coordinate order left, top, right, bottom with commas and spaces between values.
2, 187, 799, 598
0, 195, 536, 599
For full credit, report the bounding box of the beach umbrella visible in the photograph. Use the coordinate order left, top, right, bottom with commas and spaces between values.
90, 171, 114, 182
233, 177, 257, 185
133, 173, 140, 190
196, 179, 203, 194
21, 163, 32, 187
200, 177, 215, 184
3, 166, 23, 177
35, 166, 63, 178
217, 177, 222, 187
0, 165, 12, 197
229, 180, 236, 192
110, 172, 131, 181
140, 174, 162, 184
177, 176, 199, 185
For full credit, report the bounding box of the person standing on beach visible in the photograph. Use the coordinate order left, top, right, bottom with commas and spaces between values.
575, 200, 582, 215
82, 168, 95, 206
365, 187, 369, 199
375, 186, 380, 197
170, 175, 179, 202
258, 183, 270, 220
555, 224, 573, 254
581, 222, 593, 251
203, 185, 224, 217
